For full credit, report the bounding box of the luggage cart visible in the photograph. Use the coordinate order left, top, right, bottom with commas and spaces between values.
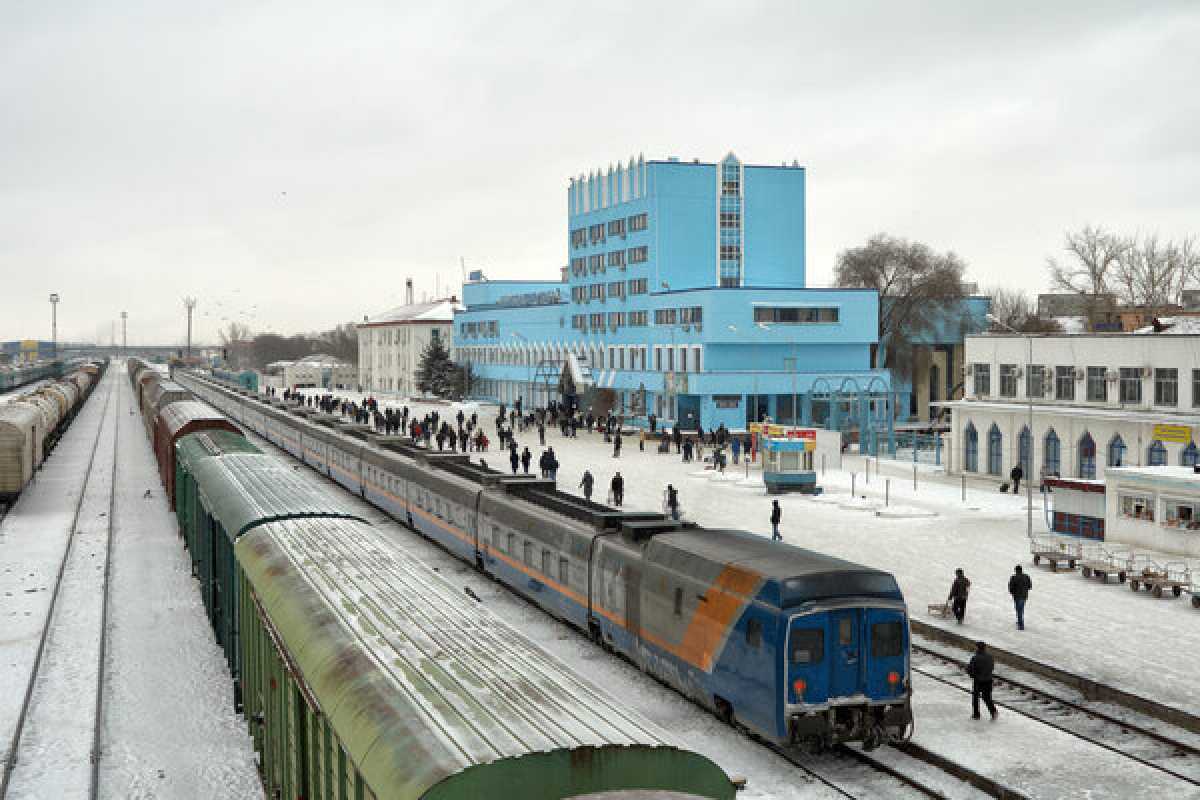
927, 602, 952, 618
1129, 557, 1191, 599
1079, 544, 1132, 584
1030, 534, 1082, 571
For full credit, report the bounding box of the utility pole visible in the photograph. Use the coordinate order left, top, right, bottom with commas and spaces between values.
121, 311, 127, 358
184, 297, 197, 358
49, 293, 59, 358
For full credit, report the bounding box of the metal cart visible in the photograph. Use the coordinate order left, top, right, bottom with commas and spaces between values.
1030, 534, 1082, 572
1128, 557, 1191, 599
1079, 544, 1132, 584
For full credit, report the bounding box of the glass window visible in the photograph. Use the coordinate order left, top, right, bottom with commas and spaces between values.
1018, 427, 1031, 476
1087, 367, 1107, 402
973, 364, 990, 396
790, 629, 824, 665
1119, 367, 1142, 404
1078, 433, 1096, 479
838, 617, 853, 645
1193, 369, 1200, 408
1044, 430, 1061, 475
746, 618, 762, 649
871, 621, 903, 657
1055, 366, 1075, 401
1182, 442, 1199, 468
1148, 440, 1167, 466
987, 424, 1003, 475
1163, 498, 1198, 528
1107, 435, 1126, 468
999, 364, 1018, 398
1027, 365, 1045, 398
1120, 493, 1154, 520
1155, 368, 1178, 406
674, 587, 683, 616
964, 423, 979, 472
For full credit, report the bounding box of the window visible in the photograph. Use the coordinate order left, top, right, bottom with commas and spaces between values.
714, 395, 740, 409
1107, 435, 1126, 468
570, 257, 586, 276
1183, 442, 1199, 468
607, 312, 624, 330
987, 424, 1002, 475
871, 622, 903, 657
628, 212, 648, 232
628, 278, 648, 295
541, 549, 551, 576
523, 541, 533, 567
1018, 426, 1031, 476
607, 250, 626, 269
789, 629, 824, 665
588, 254, 604, 273
559, 557, 569, 585
719, 211, 740, 229
1119, 367, 1142, 404
963, 423, 978, 472
973, 364, 991, 396
1155, 368, 1178, 406
1078, 432, 1096, 479
1120, 493, 1154, 521
680, 306, 702, 325
999, 364, 1018, 398
1027, 365, 1045, 398
627, 310, 648, 326
1086, 367, 1107, 402
1055, 366, 1075, 401
654, 308, 678, 325
607, 281, 625, 299
589, 284, 604, 301
1044, 429, 1061, 475
838, 617, 853, 645
607, 218, 626, 237
1148, 440, 1167, 466
752, 307, 840, 324
628, 246, 648, 264
746, 618, 762, 649
589, 223, 605, 244
570, 228, 586, 248
1163, 498, 1198, 528
673, 587, 683, 616
1193, 369, 1200, 408
506, 532, 515, 554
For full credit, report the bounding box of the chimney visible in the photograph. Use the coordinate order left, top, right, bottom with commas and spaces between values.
406, 278, 414, 305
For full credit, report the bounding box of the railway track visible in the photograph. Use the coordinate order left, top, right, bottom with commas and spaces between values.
912, 641, 1200, 789
0, 374, 119, 799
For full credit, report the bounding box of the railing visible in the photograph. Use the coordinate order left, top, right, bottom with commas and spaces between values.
885, 431, 943, 465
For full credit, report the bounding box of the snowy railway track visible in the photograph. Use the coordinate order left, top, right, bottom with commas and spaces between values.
0, 374, 118, 800
912, 642, 1200, 789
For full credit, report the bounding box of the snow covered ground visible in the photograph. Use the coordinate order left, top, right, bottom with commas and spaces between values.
0, 366, 260, 799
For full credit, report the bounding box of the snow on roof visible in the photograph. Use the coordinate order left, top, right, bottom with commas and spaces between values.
1133, 316, 1200, 334
1052, 316, 1087, 334
360, 298, 462, 326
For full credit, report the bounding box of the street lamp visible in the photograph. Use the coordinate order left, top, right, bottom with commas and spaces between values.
987, 313, 1034, 538
49, 293, 59, 359
184, 297, 197, 358
120, 311, 127, 358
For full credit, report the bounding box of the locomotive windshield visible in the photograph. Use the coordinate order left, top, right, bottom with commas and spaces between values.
780, 571, 902, 606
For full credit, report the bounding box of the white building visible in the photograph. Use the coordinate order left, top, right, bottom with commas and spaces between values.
269, 354, 357, 390
357, 298, 460, 397
943, 330, 1200, 483
1105, 467, 1200, 558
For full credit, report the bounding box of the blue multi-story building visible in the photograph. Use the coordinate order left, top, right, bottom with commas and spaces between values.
455, 152, 890, 432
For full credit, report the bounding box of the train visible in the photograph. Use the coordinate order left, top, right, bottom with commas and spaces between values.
0, 361, 105, 506
0, 359, 62, 393
126, 362, 738, 800
176, 368, 914, 753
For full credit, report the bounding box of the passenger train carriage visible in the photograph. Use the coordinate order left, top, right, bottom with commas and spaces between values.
175, 369, 913, 751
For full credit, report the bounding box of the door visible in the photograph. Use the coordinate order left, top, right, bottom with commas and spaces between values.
624, 564, 642, 644
830, 609, 862, 698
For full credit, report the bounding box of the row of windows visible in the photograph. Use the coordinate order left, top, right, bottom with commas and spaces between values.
977, 364, 1195, 407
752, 306, 840, 324
570, 278, 649, 304
570, 214, 649, 250
653, 306, 703, 326
962, 424, 1200, 479
570, 310, 650, 332
569, 247, 648, 277
459, 320, 498, 339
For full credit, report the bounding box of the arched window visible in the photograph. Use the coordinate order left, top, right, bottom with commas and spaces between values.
987, 424, 1003, 475
1182, 441, 1199, 467
1148, 440, 1167, 466
1043, 429, 1061, 476
1018, 426, 1032, 477
1078, 432, 1096, 479
964, 423, 978, 472
1107, 434, 1126, 469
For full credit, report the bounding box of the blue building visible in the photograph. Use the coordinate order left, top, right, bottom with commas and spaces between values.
455, 152, 891, 433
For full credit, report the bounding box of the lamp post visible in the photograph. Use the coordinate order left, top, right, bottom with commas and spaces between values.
120, 311, 127, 358
49, 293, 59, 359
184, 297, 197, 358
987, 313, 1034, 538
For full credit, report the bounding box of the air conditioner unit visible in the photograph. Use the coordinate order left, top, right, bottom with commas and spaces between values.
1141, 366, 1153, 379
1073, 368, 1085, 381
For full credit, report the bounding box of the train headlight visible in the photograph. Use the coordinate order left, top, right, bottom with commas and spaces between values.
887, 671, 901, 689
792, 678, 806, 698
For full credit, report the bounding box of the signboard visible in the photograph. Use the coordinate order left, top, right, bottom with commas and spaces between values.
1152, 424, 1192, 444
755, 424, 817, 439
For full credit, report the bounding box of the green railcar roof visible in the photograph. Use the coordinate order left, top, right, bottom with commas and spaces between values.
175, 429, 261, 470
193, 453, 363, 541
236, 517, 735, 800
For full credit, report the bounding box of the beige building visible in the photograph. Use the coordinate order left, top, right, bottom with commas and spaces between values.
357, 298, 460, 397
269, 354, 357, 390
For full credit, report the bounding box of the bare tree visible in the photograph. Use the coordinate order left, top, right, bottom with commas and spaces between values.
1047, 225, 1125, 297
1112, 234, 1189, 308
834, 234, 967, 379
218, 320, 253, 345
985, 286, 1063, 333
316, 322, 359, 365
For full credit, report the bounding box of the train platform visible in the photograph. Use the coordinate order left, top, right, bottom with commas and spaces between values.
0, 365, 260, 799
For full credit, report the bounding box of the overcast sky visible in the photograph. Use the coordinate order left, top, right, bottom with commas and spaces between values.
2, 1, 1198, 345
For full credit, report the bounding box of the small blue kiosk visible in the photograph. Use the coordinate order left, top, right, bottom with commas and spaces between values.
758, 425, 822, 495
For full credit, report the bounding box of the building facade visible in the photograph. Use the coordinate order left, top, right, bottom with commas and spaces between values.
270, 354, 357, 390
944, 332, 1200, 483
357, 299, 459, 397
454, 152, 889, 432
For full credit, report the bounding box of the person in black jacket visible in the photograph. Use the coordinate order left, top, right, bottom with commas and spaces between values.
1008, 565, 1033, 630
579, 470, 594, 502
509, 444, 519, 475
967, 641, 998, 720
666, 484, 680, 520
770, 500, 782, 541
610, 472, 624, 506
1010, 464, 1023, 494
948, 568, 971, 624
520, 446, 532, 475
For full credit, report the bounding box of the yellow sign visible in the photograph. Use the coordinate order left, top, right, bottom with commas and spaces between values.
749, 423, 763, 434
1153, 424, 1192, 444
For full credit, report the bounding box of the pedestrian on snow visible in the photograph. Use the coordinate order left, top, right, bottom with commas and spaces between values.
538, 422, 546, 446
948, 568, 971, 624
613, 432, 622, 458
580, 470, 595, 502
673, 427, 682, 454
521, 447, 532, 475
649, 413, 657, 434
546, 448, 559, 480
770, 500, 782, 541
1008, 565, 1032, 630
731, 437, 741, 464
682, 440, 693, 463
538, 449, 551, 479
967, 641, 998, 721
610, 472, 624, 506
509, 446, 520, 475
666, 484, 680, 520
586, 413, 594, 433
1010, 464, 1023, 494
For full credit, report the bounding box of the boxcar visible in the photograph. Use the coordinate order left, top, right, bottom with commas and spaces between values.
154, 401, 240, 507
143, 380, 189, 443
0, 405, 41, 503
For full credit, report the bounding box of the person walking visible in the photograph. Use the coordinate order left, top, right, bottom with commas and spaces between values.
948, 568, 971, 624
580, 470, 595, 502
666, 484, 680, 520
520, 446, 532, 475
613, 431, 622, 458
546, 447, 559, 480
967, 641, 998, 721
1010, 463, 1023, 495
610, 472, 624, 506
770, 500, 782, 541
731, 436, 741, 464
1008, 565, 1032, 630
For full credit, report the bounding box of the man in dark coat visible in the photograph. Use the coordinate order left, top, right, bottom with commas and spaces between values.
666, 484, 680, 520
948, 568, 971, 624
520, 446, 532, 475
579, 470, 594, 502
1010, 464, 1023, 494
770, 500, 782, 541
1008, 565, 1032, 630
967, 641, 998, 720
612, 432, 622, 458
545, 447, 559, 480
509, 445, 520, 475
610, 472, 624, 506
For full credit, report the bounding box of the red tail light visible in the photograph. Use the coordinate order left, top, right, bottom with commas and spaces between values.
887, 671, 901, 686
792, 678, 806, 697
